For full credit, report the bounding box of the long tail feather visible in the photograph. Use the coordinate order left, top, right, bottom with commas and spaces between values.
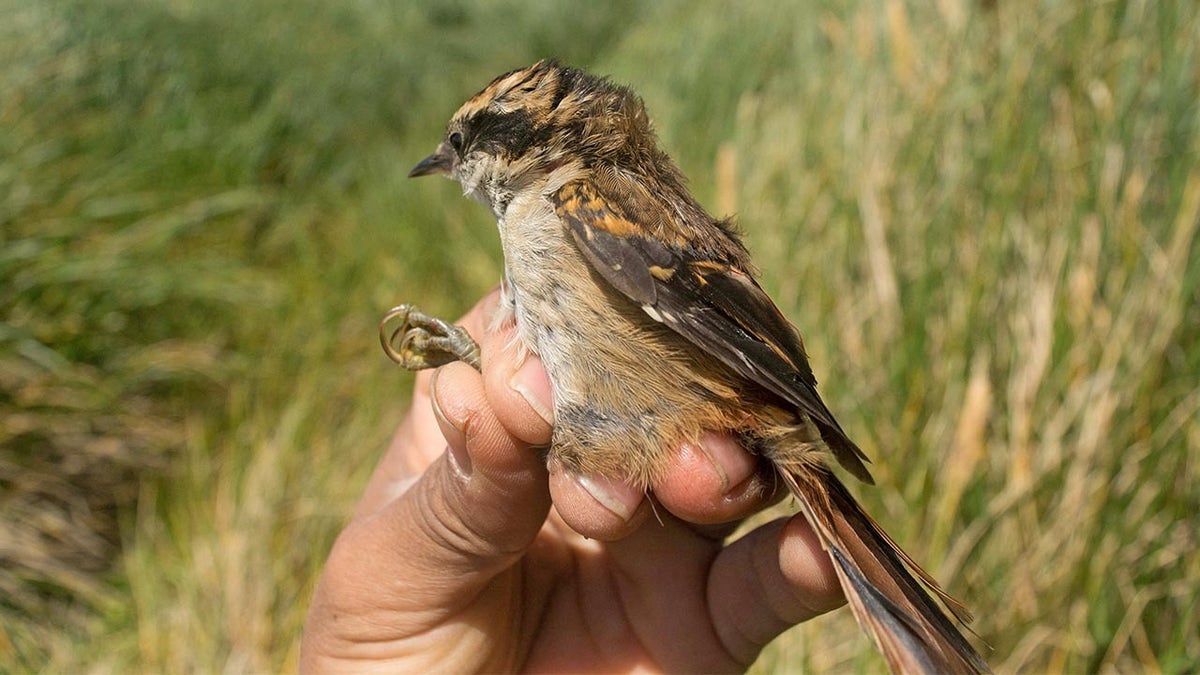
780, 466, 989, 674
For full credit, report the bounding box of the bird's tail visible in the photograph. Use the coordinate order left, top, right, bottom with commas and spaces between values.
780, 466, 989, 674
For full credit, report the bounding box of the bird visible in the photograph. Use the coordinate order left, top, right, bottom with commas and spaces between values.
385, 59, 988, 674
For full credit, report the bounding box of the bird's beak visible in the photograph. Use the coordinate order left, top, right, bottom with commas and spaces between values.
408, 145, 453, 178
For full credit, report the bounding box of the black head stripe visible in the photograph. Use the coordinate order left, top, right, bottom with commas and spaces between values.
468, 110, 537, 159
551, 66, 582, 110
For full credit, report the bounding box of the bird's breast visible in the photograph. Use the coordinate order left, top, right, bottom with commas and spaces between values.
496, 191, 736, 482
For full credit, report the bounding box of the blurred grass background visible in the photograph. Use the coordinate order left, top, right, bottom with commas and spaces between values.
1, 0, 1196, 672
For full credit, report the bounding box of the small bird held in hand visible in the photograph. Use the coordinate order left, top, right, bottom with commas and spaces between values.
388, 60, 988, 674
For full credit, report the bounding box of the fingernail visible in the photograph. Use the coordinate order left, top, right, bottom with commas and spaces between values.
509, 352, 554, 426
573, 472, 642, 522
429, 370, 458, 432
430, 369, 472, 476
692, 432, 756, 494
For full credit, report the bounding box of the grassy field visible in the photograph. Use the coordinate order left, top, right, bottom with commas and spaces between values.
1, 0, 1197, 672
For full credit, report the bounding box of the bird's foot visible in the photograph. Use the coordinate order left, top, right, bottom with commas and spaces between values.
379, 304, 482, 372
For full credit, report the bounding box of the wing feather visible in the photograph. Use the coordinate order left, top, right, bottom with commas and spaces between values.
552, 178, 872, 483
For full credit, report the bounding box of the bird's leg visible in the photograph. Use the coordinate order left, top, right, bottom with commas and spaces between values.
379, 304, 482, 372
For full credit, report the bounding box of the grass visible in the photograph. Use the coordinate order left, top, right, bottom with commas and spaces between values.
0, 0, 1196, 672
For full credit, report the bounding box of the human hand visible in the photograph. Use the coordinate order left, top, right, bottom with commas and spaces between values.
300, 289, 845, 672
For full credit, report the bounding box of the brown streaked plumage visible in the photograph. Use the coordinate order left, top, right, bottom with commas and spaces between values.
403, 60, 989, 674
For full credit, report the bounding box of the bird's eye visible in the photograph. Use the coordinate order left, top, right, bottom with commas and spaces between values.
449, 131, 464, 152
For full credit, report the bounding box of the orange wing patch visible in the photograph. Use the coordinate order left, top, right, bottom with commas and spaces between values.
555, 181, 641, 238
648, 265, 676, 282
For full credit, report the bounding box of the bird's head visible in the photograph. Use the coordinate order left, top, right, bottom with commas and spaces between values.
409, 60, 659, 214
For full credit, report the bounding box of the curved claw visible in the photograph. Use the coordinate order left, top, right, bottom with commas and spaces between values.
379, 304, 482, 372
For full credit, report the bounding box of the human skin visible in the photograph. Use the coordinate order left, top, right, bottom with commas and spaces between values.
300, 289, 845, 673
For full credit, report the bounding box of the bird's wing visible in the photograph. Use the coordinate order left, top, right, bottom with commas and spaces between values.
551, 177, 872, 483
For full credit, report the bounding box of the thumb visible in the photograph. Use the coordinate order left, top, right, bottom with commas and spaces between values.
400, 359, 553, 577
303, 360, 551, 664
